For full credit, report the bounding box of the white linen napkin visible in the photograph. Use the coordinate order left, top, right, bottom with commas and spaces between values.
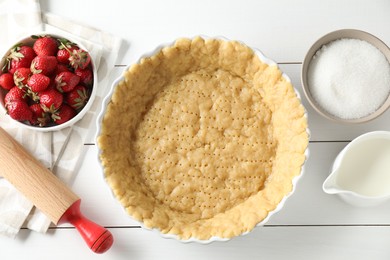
0, 0, 123, 237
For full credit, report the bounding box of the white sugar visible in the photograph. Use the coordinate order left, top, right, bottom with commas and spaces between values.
308, 38, 390, 119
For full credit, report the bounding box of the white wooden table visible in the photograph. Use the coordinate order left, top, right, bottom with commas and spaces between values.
2, 0, 390, 259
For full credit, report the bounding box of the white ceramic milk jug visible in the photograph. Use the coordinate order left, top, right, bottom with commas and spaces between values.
323, 131, 390, 207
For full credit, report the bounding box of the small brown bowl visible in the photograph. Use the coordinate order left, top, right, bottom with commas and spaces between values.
301, 29, 390, 123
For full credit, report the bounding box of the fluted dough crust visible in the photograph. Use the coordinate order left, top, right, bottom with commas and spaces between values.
98, 37, 308, 240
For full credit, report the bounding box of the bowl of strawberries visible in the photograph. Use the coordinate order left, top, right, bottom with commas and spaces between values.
0, 33, 97, 131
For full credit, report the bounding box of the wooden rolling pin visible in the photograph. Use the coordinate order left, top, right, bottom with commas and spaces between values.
0, 127, 113, 253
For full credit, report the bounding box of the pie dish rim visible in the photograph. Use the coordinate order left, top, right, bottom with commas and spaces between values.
96, 35, 311, 243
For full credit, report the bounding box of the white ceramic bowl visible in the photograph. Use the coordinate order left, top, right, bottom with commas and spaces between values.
0, 32, 97, 132
97, 36, 310, 243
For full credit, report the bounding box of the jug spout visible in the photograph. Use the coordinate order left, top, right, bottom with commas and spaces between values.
322, 170, 341, 194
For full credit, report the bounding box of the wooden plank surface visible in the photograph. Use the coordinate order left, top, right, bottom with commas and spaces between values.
1, 0, 390, 259
2, 226, 390, 260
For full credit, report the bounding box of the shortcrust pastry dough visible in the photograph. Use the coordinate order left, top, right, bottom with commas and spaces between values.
98, 37, 308, 240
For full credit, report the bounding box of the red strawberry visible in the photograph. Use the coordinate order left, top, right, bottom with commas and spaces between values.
39, 88, 63, 111
56, 64, 72, 74
29, 103, 45, 117
57, 39, 78, 64
0, 73, 15, 90
66, 85, 89, 110
57, 49, 70, 64
4, 86, 28, 105
3, 45, 36, 74
13, 67, 31, 86
33, 36, 58, 56
57, 46, 78, 65
30, 56, 58, 76
29, 103, 50, 126
17, 45, 36, 63
6, 99, 33, 122
7, 61, 24, 75
52, 104, 76, 125
27, 73, 50, 92
69, 48, 91, 70
55, 71, 80, 92
75, 68, 93, 86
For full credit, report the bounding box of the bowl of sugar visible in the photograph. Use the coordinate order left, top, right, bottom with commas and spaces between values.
301, 29, 390, 123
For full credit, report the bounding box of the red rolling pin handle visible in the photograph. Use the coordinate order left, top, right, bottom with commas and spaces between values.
59, 199, 113, 254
